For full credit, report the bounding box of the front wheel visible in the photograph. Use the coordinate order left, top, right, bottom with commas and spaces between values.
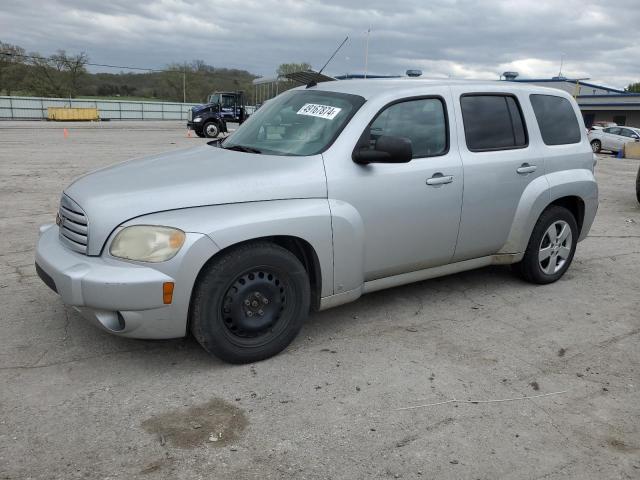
190, 242, 310, 364
512, 206, 578, 284
591, 140, 601, 153
203, 121, 220, 138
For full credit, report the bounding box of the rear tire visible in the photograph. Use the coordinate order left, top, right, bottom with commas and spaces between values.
190, 242, 310, 364
512, 206, 578, 284
195, 130, 206, 138
590, 140, 601, 153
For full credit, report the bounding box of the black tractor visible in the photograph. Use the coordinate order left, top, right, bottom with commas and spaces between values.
187, 91, 248, 138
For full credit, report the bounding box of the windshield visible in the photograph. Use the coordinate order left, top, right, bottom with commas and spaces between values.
222, 89, 365, 156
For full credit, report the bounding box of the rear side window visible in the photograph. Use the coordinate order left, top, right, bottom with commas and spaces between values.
460, 95, 527, 151
530, 94, 581, 145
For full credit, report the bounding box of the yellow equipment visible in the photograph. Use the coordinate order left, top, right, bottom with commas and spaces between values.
47, 107, 99, 121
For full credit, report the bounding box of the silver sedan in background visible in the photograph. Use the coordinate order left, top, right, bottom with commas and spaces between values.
589, 125, 640, 153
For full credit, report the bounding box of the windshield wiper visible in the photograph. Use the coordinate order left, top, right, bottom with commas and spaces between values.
222, 144, 262, 154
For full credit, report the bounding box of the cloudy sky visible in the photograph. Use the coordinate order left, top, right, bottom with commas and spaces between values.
2, 0, 639, 89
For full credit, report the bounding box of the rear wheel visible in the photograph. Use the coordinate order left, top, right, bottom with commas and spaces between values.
512, 206, 578, 284
590, 139, 601, 153
203, 121, 220, 138
194, 130, 206, 138
190, 242, 310, 363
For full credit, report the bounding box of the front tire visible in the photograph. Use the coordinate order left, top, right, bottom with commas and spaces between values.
512, 206, 578, 284
190, 242, 310, 364
591, 139, 601, 153
195, 130, 206, 138
203, 121, 220, 138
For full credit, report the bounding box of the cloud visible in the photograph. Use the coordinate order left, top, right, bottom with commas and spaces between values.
1, 0, 639, 88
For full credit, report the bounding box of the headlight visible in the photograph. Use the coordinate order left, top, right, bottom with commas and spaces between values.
193, 117, 203, 122
110, 226, 186, 262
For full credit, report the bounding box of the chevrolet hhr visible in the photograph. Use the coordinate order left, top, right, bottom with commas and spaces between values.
35, 80, 598, 363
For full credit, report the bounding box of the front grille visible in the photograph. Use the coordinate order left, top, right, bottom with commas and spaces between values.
58, 195, 89, 254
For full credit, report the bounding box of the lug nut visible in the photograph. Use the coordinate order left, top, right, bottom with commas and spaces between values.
246, 311, 253, 317
258, 309, 264, 316
244, 299, 250, 306
263, 298, 269, 304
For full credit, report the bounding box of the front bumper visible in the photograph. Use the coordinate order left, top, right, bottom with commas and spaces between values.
35, 224, 179, 338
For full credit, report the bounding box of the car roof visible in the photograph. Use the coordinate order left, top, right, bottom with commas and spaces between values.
306, 78, 570, 100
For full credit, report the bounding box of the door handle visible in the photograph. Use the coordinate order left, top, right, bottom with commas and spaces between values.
516, 163, 537, 174
426, 173, 454, 186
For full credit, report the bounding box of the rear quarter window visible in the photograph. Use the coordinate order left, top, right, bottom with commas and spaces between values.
530, 94, 581, 145
460, 94, 528, 151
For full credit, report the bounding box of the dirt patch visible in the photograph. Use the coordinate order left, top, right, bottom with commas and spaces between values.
141, 398, 248, 449
607, 438, 640, 454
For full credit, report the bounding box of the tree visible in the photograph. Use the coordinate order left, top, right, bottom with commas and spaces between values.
277, 62, 313, 77
0, 42, 28, 95
27, 50, 88, 98
626, 82, 640, 93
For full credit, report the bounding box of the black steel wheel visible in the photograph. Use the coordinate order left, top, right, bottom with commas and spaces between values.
190, 242, 310, 363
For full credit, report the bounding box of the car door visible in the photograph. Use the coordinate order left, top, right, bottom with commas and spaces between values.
323, 91, 463, 281
602, 127, 621, 151
449, 88, 547, 261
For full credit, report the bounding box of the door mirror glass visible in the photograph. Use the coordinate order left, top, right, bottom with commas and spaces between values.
353, 135, 413, 164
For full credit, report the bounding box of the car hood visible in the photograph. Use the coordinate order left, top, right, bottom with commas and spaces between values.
65, 145, 327, 255
191, 104, 211, 113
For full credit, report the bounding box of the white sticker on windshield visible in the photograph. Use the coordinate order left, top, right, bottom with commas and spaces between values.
297, 103, 342, 120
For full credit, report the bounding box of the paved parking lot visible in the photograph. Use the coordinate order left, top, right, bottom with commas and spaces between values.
1, 121, 639, 479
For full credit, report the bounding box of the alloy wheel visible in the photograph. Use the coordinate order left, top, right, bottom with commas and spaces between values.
538, 220, 572, 275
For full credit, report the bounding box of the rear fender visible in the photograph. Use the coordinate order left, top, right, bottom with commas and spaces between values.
498, 169, 598, 257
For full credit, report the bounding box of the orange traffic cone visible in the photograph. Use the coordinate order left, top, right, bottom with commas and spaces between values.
186, 129, 192, 138
63, 128, 69, 139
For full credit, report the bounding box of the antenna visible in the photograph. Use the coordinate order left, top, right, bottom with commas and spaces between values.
306, 36, 349, 88
364, 25, 371, 79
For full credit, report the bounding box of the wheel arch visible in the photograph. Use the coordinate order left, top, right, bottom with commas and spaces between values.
548, 195, 585, 236
498, 170, 597, 257
189, 235, 323, 323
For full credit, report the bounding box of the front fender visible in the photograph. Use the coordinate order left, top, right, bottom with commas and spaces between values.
129, 199, 334, 297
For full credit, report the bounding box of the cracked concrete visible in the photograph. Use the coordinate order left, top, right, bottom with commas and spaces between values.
0, 121, 639, 479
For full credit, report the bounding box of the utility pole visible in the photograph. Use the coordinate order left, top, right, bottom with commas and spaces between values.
183, 62, 186, 103
364, 25, 371, 79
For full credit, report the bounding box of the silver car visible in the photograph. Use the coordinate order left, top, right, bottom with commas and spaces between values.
589, 125, 640, 153
35, 80, 598, 363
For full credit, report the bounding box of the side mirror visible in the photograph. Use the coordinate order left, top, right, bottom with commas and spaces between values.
353, 135, 413, 164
